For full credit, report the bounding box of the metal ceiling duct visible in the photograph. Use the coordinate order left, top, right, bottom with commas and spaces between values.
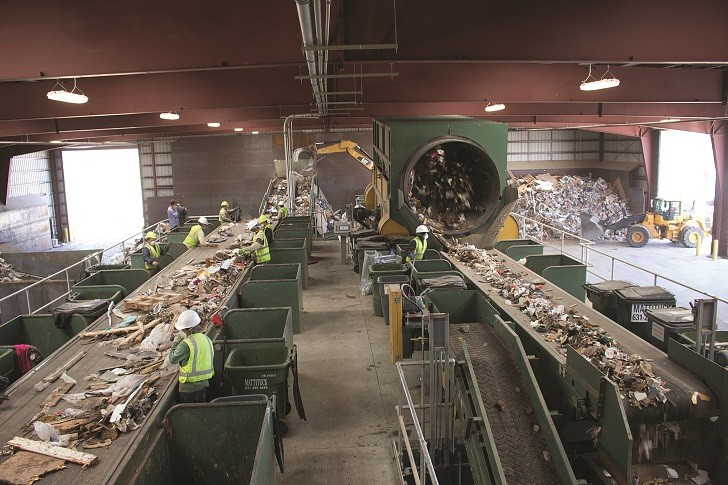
295, 0, 326, 115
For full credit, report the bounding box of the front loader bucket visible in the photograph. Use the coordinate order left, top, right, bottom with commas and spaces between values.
580, 212, 604, 241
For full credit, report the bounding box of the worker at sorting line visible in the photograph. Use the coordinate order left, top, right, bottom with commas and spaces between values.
183, 216, 210, 249
405, 224, 429, 264
142, 231, 167, 276
278, 199, 289, 219
240, 218, 270, 264
168, 309, 214, 403
219, 201, 232, 223
259, 214, 274, 245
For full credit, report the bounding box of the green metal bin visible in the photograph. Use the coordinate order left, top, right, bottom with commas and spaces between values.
73, 269, 149, 296
524, 254, 587, 300
225, 346, 296, 420
273, 227, 311, 257
644, 307, 694, 352
356, 243, 389, 274
238, 264, 302, 333
369, 263, 408, 316
268, 239, 308, 289
0, 314, 88, 383
412, 270, 467, 293
494, 239, 544, 261
411, 259, 453, 274
68, 284, 125, 304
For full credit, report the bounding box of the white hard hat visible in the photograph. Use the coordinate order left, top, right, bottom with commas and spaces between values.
415, 224, 429, 234
198, 216, 208, 225
278, 200, 285, 206
247, 219, 259, 231
175, 309, 201, 330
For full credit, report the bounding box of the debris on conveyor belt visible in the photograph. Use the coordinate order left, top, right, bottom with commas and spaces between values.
408, 145, 480, 233
451, 323, 561, 484
0, 255, 37, 281
450, 244, 670, 409
4, 227, 255, 468
509, 173, 630, 239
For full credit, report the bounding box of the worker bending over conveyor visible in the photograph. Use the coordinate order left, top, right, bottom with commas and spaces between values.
259, 214, 274, 244
240, 219, 270, 264
183, 217, 210, 249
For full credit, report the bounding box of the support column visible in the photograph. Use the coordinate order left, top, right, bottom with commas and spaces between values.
711, 121, 728, 256
639, 127, 660, 203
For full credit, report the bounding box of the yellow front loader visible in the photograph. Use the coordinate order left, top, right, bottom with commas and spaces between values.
625, 198, 711, 248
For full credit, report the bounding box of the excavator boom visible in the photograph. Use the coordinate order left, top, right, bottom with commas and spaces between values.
296, 140, 374, 171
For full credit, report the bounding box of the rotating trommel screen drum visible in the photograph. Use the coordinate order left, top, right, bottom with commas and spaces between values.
370, 117, 517, 248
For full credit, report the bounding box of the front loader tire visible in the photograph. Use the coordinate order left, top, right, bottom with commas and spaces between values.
678, 226, 704, 248
627, 225, 650, 248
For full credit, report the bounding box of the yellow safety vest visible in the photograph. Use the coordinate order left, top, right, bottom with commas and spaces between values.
183, 225, 204, 248
406, 237, 427, 262
144, 243, 161, 270
219, 207, 228, 223
179, 333, 214, 383
254, 229, 271, 264
278, 206, 289, 219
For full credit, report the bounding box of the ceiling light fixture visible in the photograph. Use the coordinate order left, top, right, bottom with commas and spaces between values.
659, 117, 682, 123
160, 111, 180, 120
207, 122, 221, 128
579, 64, 620, 91
46, 79, 89, 104
251, 131, 260, 134
234, 128, 244, 132
484, 102, 505, 112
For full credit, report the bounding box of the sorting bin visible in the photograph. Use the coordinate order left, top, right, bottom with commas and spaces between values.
274, 226, 312, 257
583, 280, 636, 321
268, 239, 308, 289
355, 242, 389, 274
0, 314, 88, 383
378, 275, 410, 325
225, 345, 296, 420
411, 259, 453, 274
67, 285, 125, 304
524, 254, 587, 300
73, 269, 149, 297
369, 263, 408, 316
644, 307, 694, 352
413, 270, 467, 293
494, 239, 544, 261
238, 264, 302, 333
395, 244, 442, 261
614, 286, 676, 342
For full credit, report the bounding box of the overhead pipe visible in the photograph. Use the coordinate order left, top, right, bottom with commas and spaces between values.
295, 0, 324, 115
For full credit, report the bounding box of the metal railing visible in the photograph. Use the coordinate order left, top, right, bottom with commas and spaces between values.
509, 213, 728, 320
0, 221, 167, 318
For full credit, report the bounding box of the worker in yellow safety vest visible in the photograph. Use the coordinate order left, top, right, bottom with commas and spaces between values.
259, 214, 274, 245
405, 225, 429, 263
142, 231, 166, 276
241, 219, 270, 264
183, 217, 210, 249
168, 309, 214, 403
219, 201, 232, 223
278, 200, 289, 219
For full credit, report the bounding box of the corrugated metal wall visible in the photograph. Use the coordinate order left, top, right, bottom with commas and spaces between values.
507, 130, 642, 165
7, 151, 58, 238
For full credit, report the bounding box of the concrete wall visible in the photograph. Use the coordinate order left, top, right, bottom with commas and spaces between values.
0, 195, 52, 252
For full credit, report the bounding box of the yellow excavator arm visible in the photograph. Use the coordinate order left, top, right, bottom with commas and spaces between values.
296, 140, 374, 171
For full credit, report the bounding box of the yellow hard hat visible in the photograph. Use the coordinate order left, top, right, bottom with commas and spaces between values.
258, 214, 268, 223
221, 201, 229, 207
145, 231, 157, 239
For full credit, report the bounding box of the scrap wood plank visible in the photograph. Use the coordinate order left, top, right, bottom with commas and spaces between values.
7, 437, 97, 466
42, 351, 85, 383
41, 381, 75, 407
53, 417, 97, 434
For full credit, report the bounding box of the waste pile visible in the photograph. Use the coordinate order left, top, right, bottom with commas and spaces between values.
2, 233, 251, 475
450, 244, 670, 409
408, 145, 479, 233
509, 174, 629, 239
0, 255, 34, 281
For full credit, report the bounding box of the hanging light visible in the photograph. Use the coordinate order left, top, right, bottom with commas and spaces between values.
251, 131, 260, 134
207, 122, 221, 128
233, 127, 244, 132
580, 64, 620, 91
484, 102, 505, 112
160, 112, 180, 120
46, 79, 89, 104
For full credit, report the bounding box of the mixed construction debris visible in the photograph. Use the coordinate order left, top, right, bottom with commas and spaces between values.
509, 174, 630, 240
451, 244, 671, 409
1, 224, 253, 479
0, 256, 36, 282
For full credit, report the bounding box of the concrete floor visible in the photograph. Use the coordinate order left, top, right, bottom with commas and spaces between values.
543, 237, 728, 330
281, 240, 402, 484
